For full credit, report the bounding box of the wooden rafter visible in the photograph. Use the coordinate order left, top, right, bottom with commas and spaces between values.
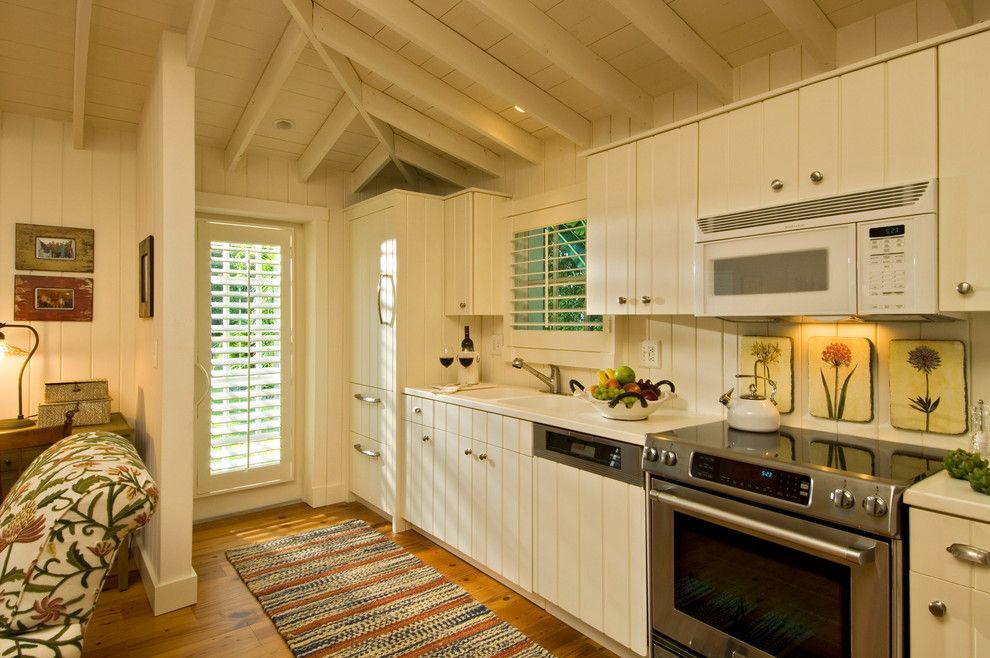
394, 137, 472, 188
346, 0, 592, 146
604, 0, 733, 104
185, 0, 217, 67
73, 0, 93, 149
762, 0, 837, 69
313, 5, 543, 163
351, 144, 391, 192
225, 20, 308, 171
298, 96, 359, 182
466, 0, 653, 125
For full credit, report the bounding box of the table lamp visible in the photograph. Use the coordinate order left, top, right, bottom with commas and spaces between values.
0, 322, 40, 429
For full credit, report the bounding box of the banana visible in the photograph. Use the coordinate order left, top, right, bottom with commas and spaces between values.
605, 368, 616, 380
596, 370, 608, 385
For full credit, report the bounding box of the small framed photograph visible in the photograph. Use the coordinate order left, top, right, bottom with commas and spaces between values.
15, 223, 94, 272
139, 235, 154, 318
14, 275, 93, 321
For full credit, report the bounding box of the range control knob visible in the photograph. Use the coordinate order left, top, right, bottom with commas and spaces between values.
863, 494, 888, 517
642, 447, 660, 463
660, 450, 678, 466
830, 488, 855, 509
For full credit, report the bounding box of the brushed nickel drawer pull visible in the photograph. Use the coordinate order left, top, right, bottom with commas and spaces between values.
353, 443, 381, 458
947, 543, 990, 566
353, 393, 382, 404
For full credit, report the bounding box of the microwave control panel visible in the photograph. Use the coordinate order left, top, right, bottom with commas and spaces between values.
858, 214, 936, 313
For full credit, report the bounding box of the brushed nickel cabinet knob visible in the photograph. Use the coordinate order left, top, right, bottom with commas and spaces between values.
641, 295, 652, 304
617, 296, 627, 305
478, 453, 488, 461
459, 301, 467, 309
957, 281, 974, 295
422, 435, 431, 442
810, 170, 824, 183
929, 600, 947, 617
464, 448, 473, 456
770, 179, 784, 191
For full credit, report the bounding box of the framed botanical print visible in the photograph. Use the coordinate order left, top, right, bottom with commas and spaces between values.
15, 223, 95, 273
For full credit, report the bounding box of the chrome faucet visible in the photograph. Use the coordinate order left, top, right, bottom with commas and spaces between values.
511, 357, 561, 394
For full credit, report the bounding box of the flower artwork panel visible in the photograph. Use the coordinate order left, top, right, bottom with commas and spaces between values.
739, 336, 794, 413
808, 336, 874, 422
889, 340, 967, 434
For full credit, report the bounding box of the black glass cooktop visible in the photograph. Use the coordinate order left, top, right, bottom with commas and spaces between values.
656, 421, 946, 485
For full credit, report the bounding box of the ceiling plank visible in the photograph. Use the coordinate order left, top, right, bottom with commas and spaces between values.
73, 0, 93, 149
313, 5, 543, 163
352, 143, 391, 192
186, 0, 217, 67
298, 96, 359, 181
603, 0, 733, 104
761, 0, 837, 69
395, 137, 473, 188
346, 0, 592, 146
466, 0, 653, 125
280, 0, 417, 185
942, 0, 974, 27
225, 20, 308, 171
362, 86, 501, 177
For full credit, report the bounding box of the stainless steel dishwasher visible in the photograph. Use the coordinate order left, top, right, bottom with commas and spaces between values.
533, 422, 645, 486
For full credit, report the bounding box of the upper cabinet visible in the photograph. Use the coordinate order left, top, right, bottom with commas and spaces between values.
587, 124, 698, 316
938, 31, 990, 312
698, 50, 936, 218
443, 190, 509, 316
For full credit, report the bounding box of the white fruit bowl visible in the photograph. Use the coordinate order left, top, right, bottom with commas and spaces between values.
579, 388, 675, 421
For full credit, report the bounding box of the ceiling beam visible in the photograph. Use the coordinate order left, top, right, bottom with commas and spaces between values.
395, 137, 472, 188
351, 144, 391, 192
362, 86, 501, 177
345, 0, 592, 146
942, 0, 974, 27
466, 0, 653, 125
225, 20, 308, 171
313, 5, 543, 163
603, 0, 733, 104
186, 0, 217, 67
280, 0, 417, 186
298, 96, 359, 181
761, 0, 837, 69
73, 0, 93, 149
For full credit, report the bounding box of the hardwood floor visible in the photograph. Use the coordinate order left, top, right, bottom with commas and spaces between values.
84, 502, 617, 657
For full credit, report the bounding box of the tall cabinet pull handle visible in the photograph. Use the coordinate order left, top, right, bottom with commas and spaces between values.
353, 443, 381, 458
353, 393, 382, 404
947, 543, 990, 565
378, 274, 395, 325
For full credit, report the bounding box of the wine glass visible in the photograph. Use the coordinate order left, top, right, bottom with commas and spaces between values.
439, 348, 454, 369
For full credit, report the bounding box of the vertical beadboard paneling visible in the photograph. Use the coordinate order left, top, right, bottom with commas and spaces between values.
89, 128, 121, 406
118, 131, 138, 419
60, 121, 93, 382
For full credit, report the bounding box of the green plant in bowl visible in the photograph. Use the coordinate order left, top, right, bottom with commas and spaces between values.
944, 448, 988, 480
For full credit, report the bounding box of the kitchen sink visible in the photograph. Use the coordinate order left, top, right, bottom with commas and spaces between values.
496, 393, 590, 415
452, 386, 542, 400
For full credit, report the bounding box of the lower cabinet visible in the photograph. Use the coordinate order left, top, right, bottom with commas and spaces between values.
534, 457, 647, 655
349, 431, 389, 514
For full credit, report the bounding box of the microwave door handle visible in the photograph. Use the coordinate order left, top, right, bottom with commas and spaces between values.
650, 489, 876, 566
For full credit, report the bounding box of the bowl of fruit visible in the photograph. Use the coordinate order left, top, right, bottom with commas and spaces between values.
571, 366, 676, 421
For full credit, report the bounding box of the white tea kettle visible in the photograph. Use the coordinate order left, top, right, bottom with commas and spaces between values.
719, 375, 780, 432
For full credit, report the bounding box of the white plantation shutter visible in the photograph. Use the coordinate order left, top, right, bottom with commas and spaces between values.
197, 222, 293, 495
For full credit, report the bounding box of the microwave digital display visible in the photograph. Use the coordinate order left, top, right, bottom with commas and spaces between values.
868, 224, 905, 238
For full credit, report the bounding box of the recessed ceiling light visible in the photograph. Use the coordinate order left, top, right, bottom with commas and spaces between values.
514, 105, 525, 113
273, 118, 295, 130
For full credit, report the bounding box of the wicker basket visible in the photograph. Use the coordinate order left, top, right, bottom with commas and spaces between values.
44, 379, 109, 403
37, 399, 111, 428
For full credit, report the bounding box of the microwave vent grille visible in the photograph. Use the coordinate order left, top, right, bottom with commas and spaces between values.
697, 180, 930, 235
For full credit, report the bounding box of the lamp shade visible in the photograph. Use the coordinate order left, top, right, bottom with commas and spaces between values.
0, 333, 28, 358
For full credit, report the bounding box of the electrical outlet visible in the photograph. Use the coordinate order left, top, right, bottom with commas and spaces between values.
640, 339, 660, 368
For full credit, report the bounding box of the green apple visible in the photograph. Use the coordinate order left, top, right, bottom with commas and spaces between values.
615, 365, 636, 385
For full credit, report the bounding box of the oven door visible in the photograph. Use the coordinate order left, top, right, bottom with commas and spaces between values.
696, 224, 857, 317
649, 481, 889, 658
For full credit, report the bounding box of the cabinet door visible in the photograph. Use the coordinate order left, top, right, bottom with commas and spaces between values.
839, 63, 885, 192
727, 103, 764, 212
761, 92, 799, 206
973, 589, 990, 657
471, 439, 488, 564
939, 32, 990, 311
887, 49, 937, 184
456, 434, 473, 554
443, 193, 472, 315
417, 423, 435, 535
698, 113, 729, 219
443, 429, 460, 545
404, 419, 421, 529
483, 444, 502, 574
535, 457, 558, 602
499, 450, 533, 591
799, 78, 839, 199
432, 429, 449, 545
910, 571, 972, 658
587, 144, 636, 315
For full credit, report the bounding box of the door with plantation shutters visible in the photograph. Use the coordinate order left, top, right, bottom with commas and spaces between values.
195, 221, 294, 496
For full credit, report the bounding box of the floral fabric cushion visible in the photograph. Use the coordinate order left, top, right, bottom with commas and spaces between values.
0, 431, 157, 644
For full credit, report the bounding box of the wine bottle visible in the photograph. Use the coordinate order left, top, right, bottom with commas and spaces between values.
460, 326, 474, 352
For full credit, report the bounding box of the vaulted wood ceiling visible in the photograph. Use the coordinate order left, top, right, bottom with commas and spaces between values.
0, 0, 973, 191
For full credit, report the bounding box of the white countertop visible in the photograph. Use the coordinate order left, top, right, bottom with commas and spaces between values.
404, 385, 720, 446
905, 470, 990, 523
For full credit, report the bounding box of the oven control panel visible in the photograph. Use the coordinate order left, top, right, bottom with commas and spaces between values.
691, 452, 811, 504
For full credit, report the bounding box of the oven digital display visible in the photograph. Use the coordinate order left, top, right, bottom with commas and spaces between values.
691, 453, 811, 504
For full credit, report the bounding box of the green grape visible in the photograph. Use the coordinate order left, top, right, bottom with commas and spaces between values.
944, 449, 988, 480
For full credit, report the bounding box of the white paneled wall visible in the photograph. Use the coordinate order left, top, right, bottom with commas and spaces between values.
0, 112, 137, 420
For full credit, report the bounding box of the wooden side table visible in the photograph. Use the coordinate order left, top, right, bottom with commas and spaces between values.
0, 413, 135, 590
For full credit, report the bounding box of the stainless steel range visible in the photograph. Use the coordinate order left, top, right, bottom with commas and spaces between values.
643, 422, 945, 658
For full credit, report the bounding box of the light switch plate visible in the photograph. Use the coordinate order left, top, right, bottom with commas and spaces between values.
491, 334, 503, 356
640, 339, 660, 368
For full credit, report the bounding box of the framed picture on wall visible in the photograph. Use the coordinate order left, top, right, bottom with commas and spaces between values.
14, 275, 93, 321
139, 235, 154, 318
15, 223, 95, 273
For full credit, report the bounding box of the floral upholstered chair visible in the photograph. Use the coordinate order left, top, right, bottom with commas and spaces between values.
0, 431, 158, 657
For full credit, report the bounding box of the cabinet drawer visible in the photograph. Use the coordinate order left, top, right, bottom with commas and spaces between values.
350, 385, 388, 442
911, 508, 990, 589
0, 451, 18, 474
404, 395, 433, 426
350, 433, 389, 514
909, 571, 972, 658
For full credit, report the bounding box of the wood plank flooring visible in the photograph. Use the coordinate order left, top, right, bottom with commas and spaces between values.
84, 502, 617, 657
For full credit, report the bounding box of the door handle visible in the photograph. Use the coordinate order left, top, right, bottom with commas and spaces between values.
378, 274, 394, 325
353, 443, 381, 458
947, 543, 990, 566
194, 362, 211, 416
353, 393, 382, 404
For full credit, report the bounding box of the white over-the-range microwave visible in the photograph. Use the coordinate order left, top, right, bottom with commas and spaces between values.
694, 179, 957, 321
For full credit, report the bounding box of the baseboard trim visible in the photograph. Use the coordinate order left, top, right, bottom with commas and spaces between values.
135, 541, 198, 616
305, 482, 347, 507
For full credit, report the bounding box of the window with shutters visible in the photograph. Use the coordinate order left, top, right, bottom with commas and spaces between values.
196, 222, 294, 495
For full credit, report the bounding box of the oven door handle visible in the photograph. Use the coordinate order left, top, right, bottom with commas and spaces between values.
650, 489, 876, 566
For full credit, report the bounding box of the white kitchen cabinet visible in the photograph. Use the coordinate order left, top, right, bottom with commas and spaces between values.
798, 78, 840, 199
588, 125, 698, 316
910, 571, 973, 658
349, 432, 389, 513
939, 31, 990, 311
535, 457, 647, 655
443, 189, 509, 316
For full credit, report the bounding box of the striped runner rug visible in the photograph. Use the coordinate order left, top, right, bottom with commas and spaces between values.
226, 519, 554, 658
